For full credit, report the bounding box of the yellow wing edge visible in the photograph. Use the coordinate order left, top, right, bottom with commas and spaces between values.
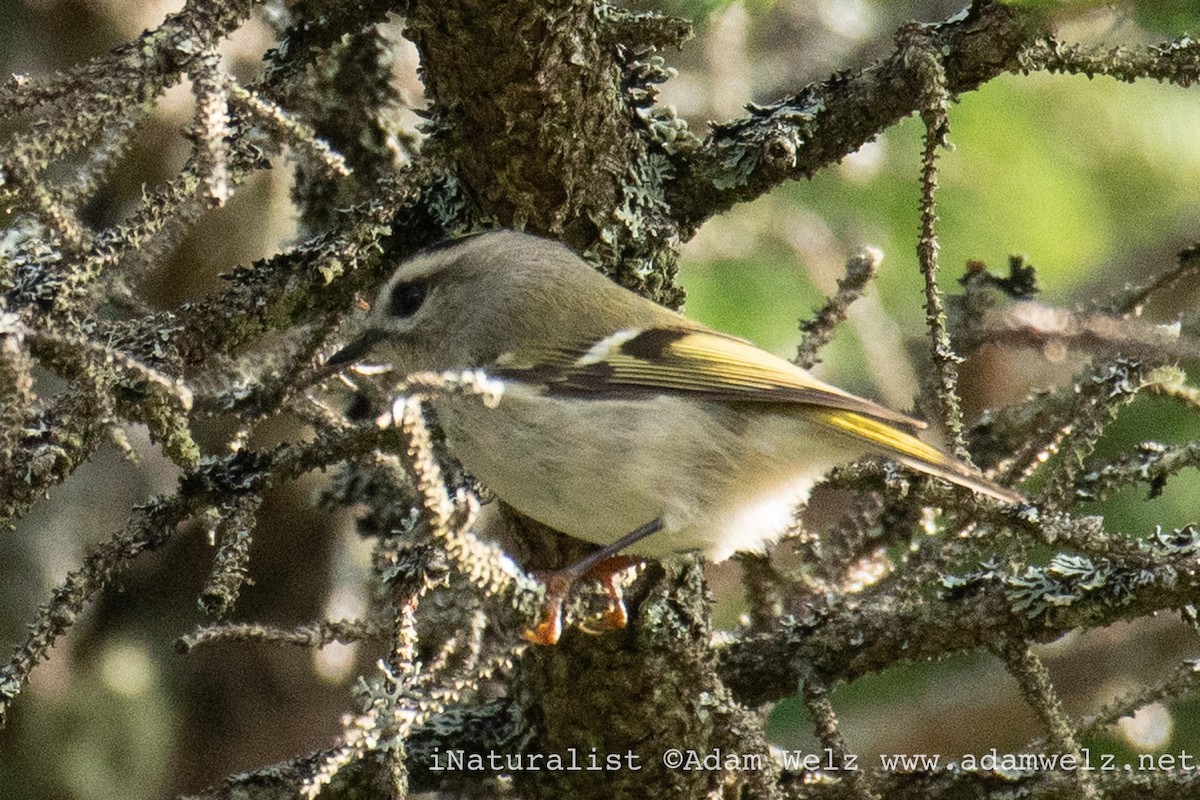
503, 327, 930, 429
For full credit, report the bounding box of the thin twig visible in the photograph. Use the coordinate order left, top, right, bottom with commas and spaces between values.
993, 639, 1100, 800
910, 31, 968, 458
796, 246, 881, 370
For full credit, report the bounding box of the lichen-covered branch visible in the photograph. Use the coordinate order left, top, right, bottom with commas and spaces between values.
3, 0, 1200, 798
1020, 35, 1200, 87
993, 640, 1099, 800
720, 524, 1200, 708
796, 247, 881, 370
910, 23, 969, 457
666, 1, 1046, 230
0, 420, 409, 724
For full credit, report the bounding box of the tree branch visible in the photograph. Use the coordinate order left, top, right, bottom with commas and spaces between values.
666, 1, 1046, 231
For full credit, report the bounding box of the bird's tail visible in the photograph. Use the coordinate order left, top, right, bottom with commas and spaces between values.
818, 410, 1023, 505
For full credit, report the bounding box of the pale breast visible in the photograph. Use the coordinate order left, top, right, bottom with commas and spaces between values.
434, 387, 864, 561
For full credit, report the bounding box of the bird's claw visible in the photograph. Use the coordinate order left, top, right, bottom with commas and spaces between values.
522, 559, 638, 645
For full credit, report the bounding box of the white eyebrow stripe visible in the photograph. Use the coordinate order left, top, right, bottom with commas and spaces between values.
575, 329, 643, 366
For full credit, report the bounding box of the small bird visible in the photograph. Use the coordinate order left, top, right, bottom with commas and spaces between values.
331, 230, 1021, 644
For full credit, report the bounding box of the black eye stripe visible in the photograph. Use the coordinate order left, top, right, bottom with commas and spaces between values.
389, 281, 427, 318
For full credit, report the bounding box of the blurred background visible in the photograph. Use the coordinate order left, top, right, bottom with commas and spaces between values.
3, 0, 1200, 797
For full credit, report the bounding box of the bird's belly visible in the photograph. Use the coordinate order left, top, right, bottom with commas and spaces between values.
434, 389, 860, 561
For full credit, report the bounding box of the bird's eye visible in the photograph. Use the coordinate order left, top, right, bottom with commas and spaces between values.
389, 281, 427, 318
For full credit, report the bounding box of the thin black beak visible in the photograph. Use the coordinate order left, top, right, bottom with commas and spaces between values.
326, 327, 389, 368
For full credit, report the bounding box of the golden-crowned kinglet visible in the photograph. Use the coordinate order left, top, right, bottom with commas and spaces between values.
331, 230, 1021, 643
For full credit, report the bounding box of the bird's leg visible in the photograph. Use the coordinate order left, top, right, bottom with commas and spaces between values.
522, 518, 663, 646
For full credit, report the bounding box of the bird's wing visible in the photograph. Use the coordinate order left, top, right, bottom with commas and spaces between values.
493, 326, 1023, 504
493, 326, 926, 428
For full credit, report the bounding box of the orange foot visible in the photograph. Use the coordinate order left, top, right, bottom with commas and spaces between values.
522, 556, 643, 645
522, 572, 571, 646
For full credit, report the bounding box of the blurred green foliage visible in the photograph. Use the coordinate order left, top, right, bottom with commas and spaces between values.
682, 74, 1200, 340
